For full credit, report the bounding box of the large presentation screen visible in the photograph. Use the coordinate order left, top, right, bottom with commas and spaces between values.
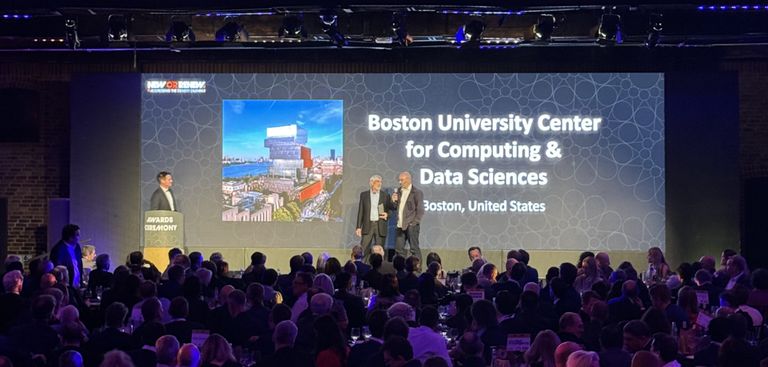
141, 73, 665, 251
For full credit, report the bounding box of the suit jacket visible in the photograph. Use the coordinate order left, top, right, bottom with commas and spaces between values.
607, 296, 643, 324
395, 185, 424, 230
150, 186, 177, 211
354, 260, 372, 278
348, 339, 383, 367
356, 190, 391, 235
50, 239, 84, 287
258, 346, 313, 367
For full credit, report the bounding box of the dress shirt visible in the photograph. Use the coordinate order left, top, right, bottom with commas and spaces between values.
370, 191, 380, 221
163, 187, 175, 211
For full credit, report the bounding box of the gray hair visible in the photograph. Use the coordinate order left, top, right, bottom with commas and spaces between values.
387, 302, 416, 322
2, 270, 23, 292
310, 293, 334, 315
273, 320, 299, 346
370, 175, 383, 183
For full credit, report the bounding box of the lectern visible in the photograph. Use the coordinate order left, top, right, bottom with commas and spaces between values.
143, 210, 184, 248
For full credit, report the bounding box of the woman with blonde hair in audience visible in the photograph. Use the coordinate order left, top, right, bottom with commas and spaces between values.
524, 330, 561, 367
646, 247, 670, 282
566, 350, 599, 367
200, 333, 240, 367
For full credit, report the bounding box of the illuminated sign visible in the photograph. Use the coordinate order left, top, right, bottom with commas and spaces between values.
145, 80, 207, 94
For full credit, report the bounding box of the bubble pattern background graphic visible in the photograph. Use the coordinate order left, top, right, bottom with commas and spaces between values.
141, 73, 664, 251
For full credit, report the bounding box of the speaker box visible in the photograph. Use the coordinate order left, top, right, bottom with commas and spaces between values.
743, 177, 768, 270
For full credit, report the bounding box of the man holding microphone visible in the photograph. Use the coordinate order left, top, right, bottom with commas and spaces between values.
392, 171, 424, 261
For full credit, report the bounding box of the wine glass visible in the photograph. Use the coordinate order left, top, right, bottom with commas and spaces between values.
351, 327, 361, 343
362, 326, 372, 340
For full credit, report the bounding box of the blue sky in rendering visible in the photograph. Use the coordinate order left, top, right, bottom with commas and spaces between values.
223, 99, 343, 160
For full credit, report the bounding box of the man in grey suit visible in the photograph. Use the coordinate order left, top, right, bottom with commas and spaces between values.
391, 171, 424, 260
150, 171, 177, 211
355, 175, 391, 262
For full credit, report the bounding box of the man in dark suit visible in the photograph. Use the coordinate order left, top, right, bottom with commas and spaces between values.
85, 302, 136, 365
149, 171, 177, 211
392, 171, 424, 260
50, 224, 84, 287
164, 297, 204, 344
607, 280, 644, 324
356, 174, 391, 262
259, 320, 313, 367
351, 245, 371, 279
349, 310, 388, 367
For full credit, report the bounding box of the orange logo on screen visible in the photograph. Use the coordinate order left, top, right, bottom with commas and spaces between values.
165, 80, 178, 89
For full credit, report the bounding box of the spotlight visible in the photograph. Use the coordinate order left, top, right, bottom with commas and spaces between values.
597, 13, 622, 44
392, 12, 412, 46
107, 14, 129, 42
646, 13, 663, 48
166, 19, 195, 42
456, 19, 486, 46
215, 20, 248, 42
534, 14, 556, 42
319, 9, 338, 28
64, 19, 80, 49
319, 9, 346, 47
279, 15, 306, 38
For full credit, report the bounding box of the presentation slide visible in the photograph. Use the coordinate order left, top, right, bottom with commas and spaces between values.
141, 73, 664, 251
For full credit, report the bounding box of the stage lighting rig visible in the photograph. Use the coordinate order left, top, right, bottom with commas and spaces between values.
64, 19, 80, 49
107, 14, 129, 42
646, 13, 663, 48
215, 20, 248, 42
392, 12, 412, 46
166, 19, 195, 42
534, 14, 556, 42
597, 10, 622, 45
319, 9, 346, 47
456, 19, 486, 47
279, 15, 306, 39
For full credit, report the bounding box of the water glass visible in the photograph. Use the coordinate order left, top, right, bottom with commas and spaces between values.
351, 327, 361, 343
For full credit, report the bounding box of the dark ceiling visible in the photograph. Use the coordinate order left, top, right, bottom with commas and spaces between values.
0, 1, 766, 52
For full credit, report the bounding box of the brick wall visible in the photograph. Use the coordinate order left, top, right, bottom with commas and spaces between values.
0, 78, 69, 256
734, 65, 768, 178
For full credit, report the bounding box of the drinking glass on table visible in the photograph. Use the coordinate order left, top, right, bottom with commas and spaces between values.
351, 327, 361, 343
362, 326, 371, 340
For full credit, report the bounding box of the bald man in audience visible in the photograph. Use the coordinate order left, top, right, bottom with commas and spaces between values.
155, 335, 180, 367
176, 343, 201, 367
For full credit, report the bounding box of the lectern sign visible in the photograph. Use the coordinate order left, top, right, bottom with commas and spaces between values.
143, 210, 184, 248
